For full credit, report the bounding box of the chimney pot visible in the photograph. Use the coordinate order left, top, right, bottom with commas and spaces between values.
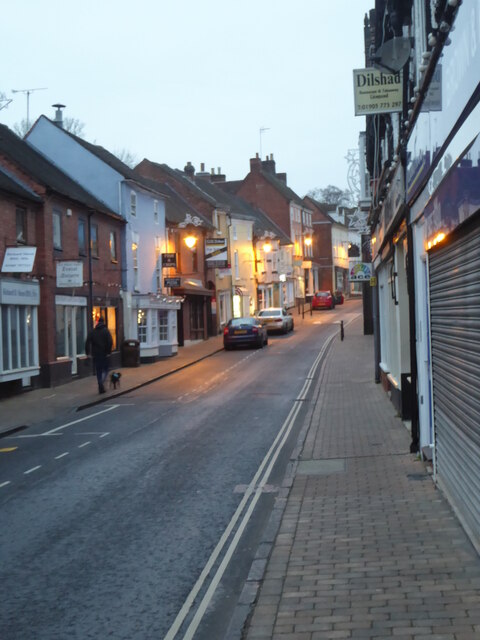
200, 162, 205, 172
52, 103, 66, 128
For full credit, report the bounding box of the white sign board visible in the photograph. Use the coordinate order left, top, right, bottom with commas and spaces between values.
349, 262, 373, 282
205, 238, 228, 267
1, 246, 37, 273
0, 279, 40, 305
56, 261, 84, 288
353, 68, 402, 116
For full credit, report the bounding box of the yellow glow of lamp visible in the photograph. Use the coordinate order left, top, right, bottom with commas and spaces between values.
184, 234, 197, 249
304, 237, 312, 246
263, 241, 272, 253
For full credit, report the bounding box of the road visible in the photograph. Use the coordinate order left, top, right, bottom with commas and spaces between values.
0, 302, 361, 639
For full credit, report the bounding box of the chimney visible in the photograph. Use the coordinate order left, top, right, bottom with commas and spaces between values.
210, 167, 226, 183
250, 152, 262, 172
52, 103, 66, 128
261, 152, 276, 174
196, 162, 211, 180
184, 161, 195, 179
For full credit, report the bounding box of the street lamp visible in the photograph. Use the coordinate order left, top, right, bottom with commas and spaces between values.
184, 234, 197, 249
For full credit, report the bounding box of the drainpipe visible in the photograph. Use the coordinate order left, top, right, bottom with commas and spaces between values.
407, 219, 419, 454
87, 210, 94, 333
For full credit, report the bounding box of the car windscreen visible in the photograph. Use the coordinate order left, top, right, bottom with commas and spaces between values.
258, 310, 280, 316
316, 292, 329, 297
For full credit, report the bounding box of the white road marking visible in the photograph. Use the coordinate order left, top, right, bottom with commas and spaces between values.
99, 432, 109, 438
54, 452, 69, 460
42, 405, 120, 435
0, 481, 11, 488
24, 465, 41, 474
78, 441, 91, 448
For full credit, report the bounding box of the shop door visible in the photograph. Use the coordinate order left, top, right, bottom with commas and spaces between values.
429, 217, 480, 551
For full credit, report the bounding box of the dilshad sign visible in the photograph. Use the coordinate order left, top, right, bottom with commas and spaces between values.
353, 68, 402, 115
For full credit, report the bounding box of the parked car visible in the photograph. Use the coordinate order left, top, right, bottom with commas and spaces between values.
257, 307, 294, 333
333, 290, 345, 305
223, 317, 268, 350
312, 291, 335, 310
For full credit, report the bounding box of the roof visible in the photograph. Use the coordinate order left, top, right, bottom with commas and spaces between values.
0, 124, 120, 218
256, 170, 307, 209
158, 182, 213, 227
33, 116, 169, 200
0, 166, 42, 202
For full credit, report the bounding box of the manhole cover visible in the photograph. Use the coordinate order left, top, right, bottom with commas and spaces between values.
297, 459, 346, 475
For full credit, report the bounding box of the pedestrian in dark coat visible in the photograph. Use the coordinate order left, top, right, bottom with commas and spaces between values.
85, 317, 113, 394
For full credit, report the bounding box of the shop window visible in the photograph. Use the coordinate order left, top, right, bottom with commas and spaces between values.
158, 310, 168, 341
16, 207, 27, 244
137, 309, 147, 343
53, 210, 62, 250
55, 305, 88, 359
1, 305, 37, 372
92, 305, 117, 351
78, 219, 87, 256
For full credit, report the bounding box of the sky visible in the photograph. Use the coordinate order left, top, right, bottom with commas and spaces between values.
1, 0, 373, 198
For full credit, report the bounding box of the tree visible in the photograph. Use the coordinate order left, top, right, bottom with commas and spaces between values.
13, 116, 86, 138
307, 185, 353, 206
113, 148, 138, 169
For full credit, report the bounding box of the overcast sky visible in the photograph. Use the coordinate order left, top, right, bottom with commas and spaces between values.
1, 0, 372, 197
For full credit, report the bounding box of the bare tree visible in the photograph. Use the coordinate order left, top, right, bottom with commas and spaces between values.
307, 185, 353, 205
113, 148, 138, 168
13, 116, 86, 138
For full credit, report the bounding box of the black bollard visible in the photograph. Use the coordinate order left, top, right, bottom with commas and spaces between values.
340, 320, 344, 341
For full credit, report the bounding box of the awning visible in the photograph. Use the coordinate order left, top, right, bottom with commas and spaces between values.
172, 278, 213, 297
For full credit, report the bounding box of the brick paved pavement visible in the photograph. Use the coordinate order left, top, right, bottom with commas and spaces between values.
241, 316, 480, 640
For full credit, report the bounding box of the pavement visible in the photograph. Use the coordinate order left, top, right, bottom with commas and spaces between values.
234, 315, 480, 640
2, 310, 480, 639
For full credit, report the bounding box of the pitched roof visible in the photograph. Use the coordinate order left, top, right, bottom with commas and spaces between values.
158, 182, 213, 227
32, 116, 169, 200
0, 166, 42, 202
0, 124, 120, 218
256, 170, 306, 208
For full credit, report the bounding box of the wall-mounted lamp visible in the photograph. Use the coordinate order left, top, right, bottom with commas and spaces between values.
184, 234, 197, 249
263, 241, 272, 253
304, 237, 312, 246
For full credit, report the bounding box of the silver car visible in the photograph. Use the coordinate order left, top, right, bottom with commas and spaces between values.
257, 307, 294, 334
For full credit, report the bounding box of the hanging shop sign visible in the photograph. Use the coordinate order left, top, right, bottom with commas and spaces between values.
1, 246, 37, 273
353, 68, 402, 116
0, 279, 40, 305
162, 253, 177, 268
164, 277, 181, 288
56, 261, 84, 288
349, 262, 373, 281
205, 238, 228, 268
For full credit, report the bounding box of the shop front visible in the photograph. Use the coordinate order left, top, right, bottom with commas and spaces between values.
133, 293, 182, 360
0, 278, 40, 393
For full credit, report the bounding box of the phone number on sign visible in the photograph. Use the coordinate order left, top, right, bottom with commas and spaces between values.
357, 101, 402, 111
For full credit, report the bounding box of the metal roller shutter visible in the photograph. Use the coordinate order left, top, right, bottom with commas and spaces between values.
429, 219, 480, 551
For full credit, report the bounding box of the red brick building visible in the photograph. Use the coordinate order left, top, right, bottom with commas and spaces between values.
0, 124, 124, 394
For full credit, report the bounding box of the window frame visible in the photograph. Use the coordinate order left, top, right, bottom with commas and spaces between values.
16, 207, 27, 244
53, 210, 62, 250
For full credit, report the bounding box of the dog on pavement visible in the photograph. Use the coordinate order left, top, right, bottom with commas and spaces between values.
109, 371, 122, 390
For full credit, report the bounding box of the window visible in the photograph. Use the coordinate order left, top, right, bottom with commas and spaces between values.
16, 207, 27, 244
158, 310, 169, 341
233, 224, 237, 240
155, 236, 162, 291
234, 250, 239, 279
1, 305, 38, 372
91, 223, 99, 257
132, 232, 139, 291
137, 309, 147, 343
53, 210, 62, 250
92, 305, 117, 350
153, 200, 159, 224
213, 210, 219, 229
109, 231, 117, 262
78, 219, 87, 256
130, 191, 137, 217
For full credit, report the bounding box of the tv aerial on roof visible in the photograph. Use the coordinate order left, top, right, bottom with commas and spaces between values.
373, 37, 411, 73
11, 87, 48, 128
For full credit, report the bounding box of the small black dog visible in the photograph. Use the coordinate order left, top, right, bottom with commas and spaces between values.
110, 371, 122, 390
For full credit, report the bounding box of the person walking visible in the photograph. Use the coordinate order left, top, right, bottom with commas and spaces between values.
85, 317, 113, 394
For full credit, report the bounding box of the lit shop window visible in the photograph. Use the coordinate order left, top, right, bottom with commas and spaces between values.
137, 309, 147, 343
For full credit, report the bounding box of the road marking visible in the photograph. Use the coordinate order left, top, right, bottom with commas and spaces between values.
0, 481, 11, 488
78, 441, 91, 448
24, 465, 41, 474
99, 432, 109, 438
54, 452, 69, 459
0, 447, 18, 453
42, 405, 120, 435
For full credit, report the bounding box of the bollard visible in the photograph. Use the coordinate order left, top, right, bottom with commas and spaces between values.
340, 320, 344, 341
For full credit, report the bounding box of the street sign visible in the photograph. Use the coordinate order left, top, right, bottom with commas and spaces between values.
164, 277, 181, 288
349, 262, 373, 281
205, 238, 228, 268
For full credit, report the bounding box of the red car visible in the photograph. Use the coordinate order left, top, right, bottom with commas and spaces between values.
312, 291, 335, 310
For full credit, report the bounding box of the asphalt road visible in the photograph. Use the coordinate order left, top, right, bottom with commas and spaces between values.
0, 304, 359, 639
